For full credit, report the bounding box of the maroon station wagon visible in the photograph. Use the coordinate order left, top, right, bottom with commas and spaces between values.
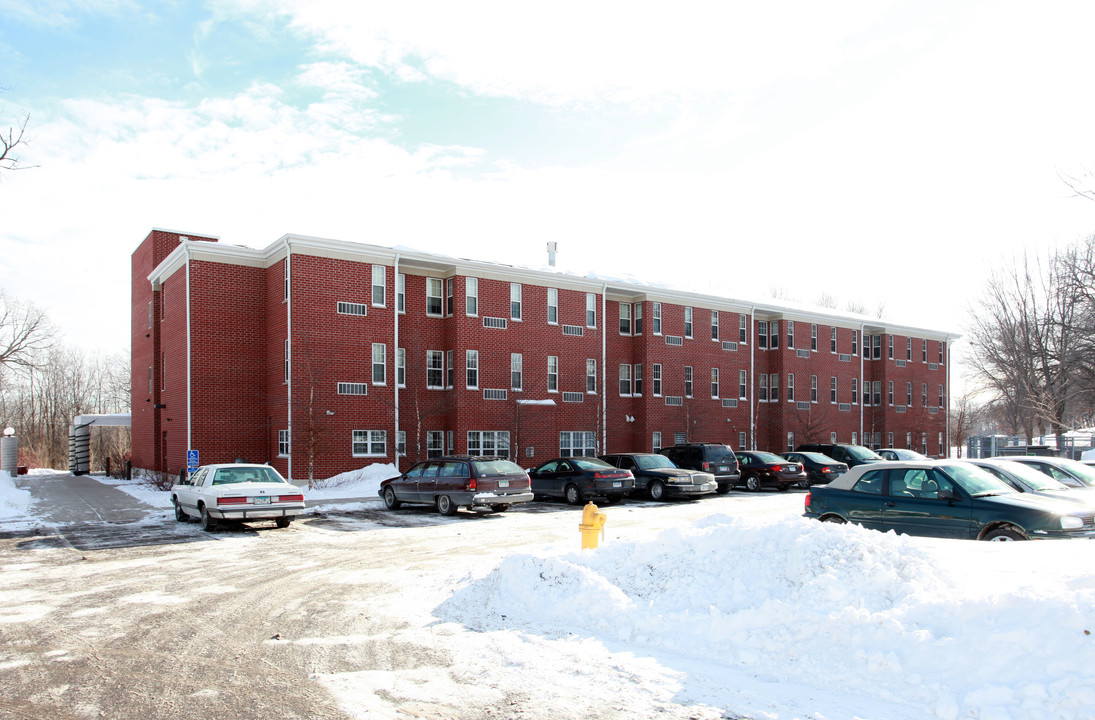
380, 456, 534, 516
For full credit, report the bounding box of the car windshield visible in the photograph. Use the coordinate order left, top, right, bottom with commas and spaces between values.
212, 466, 287, 484
471, 459, 524, 476
635, 455, 677, 470
942, 464, 1015, 497
897, 449, 930, 460
798, 452, 833, 463
751, 451, 787, 463
573, 458, 614, 470
846, 446, 884, 461
991, 461, 1070, 490
1052, 458, 1095, 485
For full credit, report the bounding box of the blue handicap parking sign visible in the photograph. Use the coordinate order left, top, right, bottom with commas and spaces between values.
187, 449, 199, 470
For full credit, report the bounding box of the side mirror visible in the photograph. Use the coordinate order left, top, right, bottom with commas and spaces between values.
938, 488, 958, 502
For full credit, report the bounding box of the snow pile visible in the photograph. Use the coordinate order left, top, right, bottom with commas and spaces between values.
439, 514, 1095, 719
0, 470, 34, 522
303, 463, 395, 500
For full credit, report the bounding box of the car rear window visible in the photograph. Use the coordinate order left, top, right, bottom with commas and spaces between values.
704, 445, 736, 463
212, 467, 286, 484
472, 459, 525, 476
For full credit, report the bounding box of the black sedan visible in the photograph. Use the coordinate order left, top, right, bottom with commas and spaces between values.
529, 457, 635, 505
599, 453, 717, 501
781, 451, 848, 489
735, 451, 807, 491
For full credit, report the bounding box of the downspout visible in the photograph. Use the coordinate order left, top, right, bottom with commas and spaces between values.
286, 242, 293, 481
393, 254, 401, 466
945, 335, 952, 458
601, 285, 607, 453
859, 322, 866, 444
185, 242, 192, 458
749, 306, 755, 450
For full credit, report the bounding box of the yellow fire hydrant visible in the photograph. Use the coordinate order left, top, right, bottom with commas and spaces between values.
579, 501, 608, 549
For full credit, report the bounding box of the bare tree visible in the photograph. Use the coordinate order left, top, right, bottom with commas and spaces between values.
0, 290, 56, 370
1, 108, 34, 175
948, 392, 978, 458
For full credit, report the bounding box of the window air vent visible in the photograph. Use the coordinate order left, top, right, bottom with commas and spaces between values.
484, 389, 508, 400
665, 336, 683, 346
483, 317, 508, 329
665, 396, 683, 406
562, 325, 584, 336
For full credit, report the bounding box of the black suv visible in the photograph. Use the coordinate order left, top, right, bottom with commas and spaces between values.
794, 443, 884, 469
658, 443, 740, 494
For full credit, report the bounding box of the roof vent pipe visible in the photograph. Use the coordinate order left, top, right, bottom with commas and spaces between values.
547, 242, 557, 267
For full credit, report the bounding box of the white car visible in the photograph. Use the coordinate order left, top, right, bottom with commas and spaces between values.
171, 463, 305, 531
877, 448, 931, 461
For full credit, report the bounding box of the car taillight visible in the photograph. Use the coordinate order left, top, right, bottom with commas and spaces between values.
277, 494, 304, 503
767, 464, 782, 472
593, 471, 621, 479
821, 466, 832, 473
467, 477, 477, 491
804, 492, 812, 507
702, 461, 710, 471
218, 497, 247, 505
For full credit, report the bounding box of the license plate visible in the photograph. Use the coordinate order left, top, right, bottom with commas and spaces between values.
253, 496, 270, 505
718, 466, 729, 472
498, 480, 509, 488
613, 481, 622, 488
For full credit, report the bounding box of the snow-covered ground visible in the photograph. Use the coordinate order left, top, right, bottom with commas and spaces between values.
5, 466, 1095, 719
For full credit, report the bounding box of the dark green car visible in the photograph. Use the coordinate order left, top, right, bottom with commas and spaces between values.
804, 460, 1095, 541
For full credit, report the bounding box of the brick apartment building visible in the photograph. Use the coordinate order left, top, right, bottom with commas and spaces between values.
131, 229, 955, 481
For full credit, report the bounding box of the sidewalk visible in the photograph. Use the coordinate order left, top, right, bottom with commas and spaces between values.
12, 471, 157, 525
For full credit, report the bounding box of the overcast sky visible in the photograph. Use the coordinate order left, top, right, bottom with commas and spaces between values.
3, 0, 1095, 392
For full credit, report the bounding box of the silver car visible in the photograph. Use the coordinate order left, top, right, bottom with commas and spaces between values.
966, 458, 1095, 507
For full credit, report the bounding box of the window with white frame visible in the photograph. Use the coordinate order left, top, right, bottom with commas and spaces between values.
758, 321, 768, 349
372, 343, 386, 385
830, 327, 837, 353
938, 384, 944, 407
759, 373, 768, 402
922, 383, 928, 406
739, 431, 747, 450
888, 432, 894, 448
907, 431, 913, 448
811, 375, 818, 403
634, 364, 642, 395
906, 381, 912, 406
466, 350, 479, 389
770, 321, 779, 349
922, 338, 927, 362
684, 307, 693, 338
466, 277, 478, 316
739, 313, 748, 343
371, 265, 385, 307
852, 378, 858, 404
888, 381, 894, 406
831, 431, 838, 443
147, 300, 152, 329
852, 431, 858, 445
560, 431, 597, 457
283, 340, 289, 383
468, 430, 510, 458
633, 303, 642, 334
586, 359, 597, 393
278, 430, 290, 457
710, 367, 719, 398
445, 278, 454, 316
397, 431, 406, 456
397, 348, 406, 387
426, 278, 443, 316
586, 293, 597, 328
711, 310, 719, 341
446, 349, 454, 388
873, 335, 882, 359
352, 429, 386, 457
619, 364, 632, 395
852, 330, 858, 355
147, 366, 152, 393
811, 324, 818, 351
787, 432, 794, 452
888, 335, 894, 360
619, 302, 631, 334
872, 380, 881, 406
427, 350, 444, 388
770, 373, 779, 401
545, 356, 558, 392
511, 353, 523, 391
684, 366, 693, 397
830, 376, 837, 403
906, 336, 912, 361
940, 341, 945, 364
938, 432, 944, 455
787, 320, 795, 348
652, 363, 662, 395
652, 431, 662, 452
787, 373, 795, 401
547, 288, 558, 324
510, 283, 522, 321
447, 431, 454, 454
739, 369, 747, 399
652, 302, 662, 334
397, 273, 405, 313
427, 431, 443, 458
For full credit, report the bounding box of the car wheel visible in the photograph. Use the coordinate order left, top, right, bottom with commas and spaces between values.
437, 495, 457, 516
983, 526, 1026, 542
649, 481, 666, 502
275, 517, 291, 529
564, 484, 582, 505
173, 498, 188, 522
199, 504, 217, 532
797, 477, 811, 490
820, 514, 846, 524
382, 486, 401, 510
745, 475, 761, 492
490, 504, 508, 513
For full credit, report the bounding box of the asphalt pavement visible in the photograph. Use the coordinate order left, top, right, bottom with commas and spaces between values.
11, 471, 156, 524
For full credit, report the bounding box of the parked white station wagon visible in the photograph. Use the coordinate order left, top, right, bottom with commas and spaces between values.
171, 463, 305, 531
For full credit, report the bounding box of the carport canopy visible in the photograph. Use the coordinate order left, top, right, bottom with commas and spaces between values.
70, 413, 131, 475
